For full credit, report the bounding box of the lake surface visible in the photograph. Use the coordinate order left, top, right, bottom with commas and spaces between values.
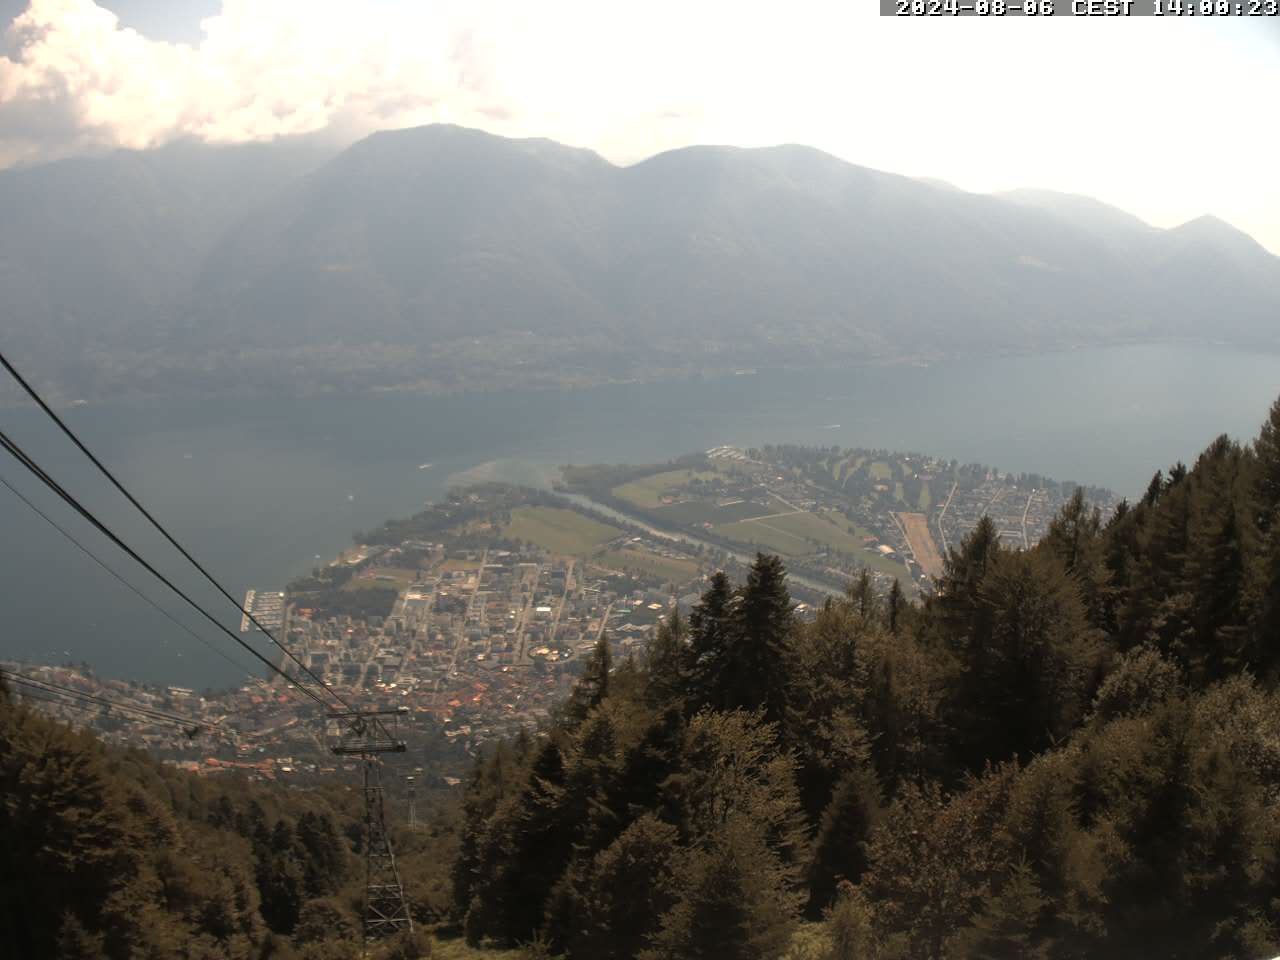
2, 342, 1278, 687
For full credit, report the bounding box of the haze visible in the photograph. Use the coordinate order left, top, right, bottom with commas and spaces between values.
1, 0, 1276, 253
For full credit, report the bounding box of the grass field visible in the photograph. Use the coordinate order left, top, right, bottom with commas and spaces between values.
597, 547, 701, 584
344, 566, 419, 590
713, 518, 812, 556
765, 510, 871, 554
651, 497, 770, 527
918, 480, 932, 511
611, 469, 722, 508
503, 506, 621, 556
869, 461, 892, 481
714, 508, 874, 559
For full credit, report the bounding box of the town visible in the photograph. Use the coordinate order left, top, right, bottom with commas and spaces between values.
4, 446, 1114, 788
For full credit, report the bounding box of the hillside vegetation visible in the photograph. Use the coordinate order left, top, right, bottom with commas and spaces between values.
0, 685, 452, 959
7, 395, 1280, 959
449, 393, 1280, 959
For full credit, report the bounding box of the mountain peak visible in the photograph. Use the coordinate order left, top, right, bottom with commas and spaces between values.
1170, 213, 1258, 246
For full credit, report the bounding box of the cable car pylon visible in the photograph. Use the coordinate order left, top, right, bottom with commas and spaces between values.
331, 707, 413, 947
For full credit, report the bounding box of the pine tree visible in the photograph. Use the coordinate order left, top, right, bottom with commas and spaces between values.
465, 739, 573, 945
948, 860, 1050, 960
887, 578, 903, 636
685, 572, 736, 713
1255, 394, 1280, 523
725, 553, 794, 722
806, 764, 882, 915
959, 549, 1102, 765
935, 516, 1002, 658
1040, 488, 1110, 628
544, 814, 680, 960
848, 569, 877, 622
645, 610, 687, 708
565, 635, 612, 727
643, 817, 800, 960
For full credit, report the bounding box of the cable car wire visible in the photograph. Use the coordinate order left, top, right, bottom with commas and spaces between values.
0, 469, 264, 684
0, 349, 352, 711
0, 426, 335, 711
2, 669, 198, 727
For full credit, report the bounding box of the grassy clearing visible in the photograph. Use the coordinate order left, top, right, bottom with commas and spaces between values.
611, 469, 722, 508
869, 461, 892, 481
714, 517, 811, 556
652, 497, 770, 527
503, 506, 621, 556
597, 547, 701, 584
766, 510, 870, 554
894, 481, 905, 503
863, 551, 911, 582
344, 566, 419, 590
429, 935, 523, 960
918, 479, 932, 511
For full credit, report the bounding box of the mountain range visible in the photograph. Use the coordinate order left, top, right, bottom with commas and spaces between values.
2, 124, 1277, 400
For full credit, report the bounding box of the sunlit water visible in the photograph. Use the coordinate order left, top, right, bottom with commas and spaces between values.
2, 343, 1277, 687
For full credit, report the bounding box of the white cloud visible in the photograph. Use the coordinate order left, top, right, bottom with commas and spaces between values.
0, 0, 501, 163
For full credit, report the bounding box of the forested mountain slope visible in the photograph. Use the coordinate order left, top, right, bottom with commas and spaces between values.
450, 393, 1280, 960
7, 393, 1280, 959
0, 684, 445, 959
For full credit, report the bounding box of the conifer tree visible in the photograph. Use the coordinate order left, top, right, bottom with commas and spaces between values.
935, 516, 1002, 657
645, 610, 687, 708
1255, 394, 1280, 524
544, 814, 679, 960
887, 578, 903, 636
725, 553, 794, 722
685, 572, 735, 713
959, 549, 1101, 764
948, 860, 1050, 960
806, 764, 882, 915
848, 569, 877, 622
465, 739, 573, 945
643, 817, 800, 960
565, 635, 612, 727
1040, 488, 1110, 628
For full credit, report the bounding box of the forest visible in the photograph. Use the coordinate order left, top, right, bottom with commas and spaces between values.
4, 396, 1280, 959
451, 396, 1280, 959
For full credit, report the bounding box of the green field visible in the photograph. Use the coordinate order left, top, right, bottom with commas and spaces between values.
597, 547, 701, 584
343, 566, 419, 591
651, 497, 770, 527
765, 510, 871, 554
714, 518, 811, 556
918, 480, 932, 511
712, 508, 909, 583
611, 469, 722, 508
869, 461, 892, 481
714, 509, 874, 558
503, 507, 621, 556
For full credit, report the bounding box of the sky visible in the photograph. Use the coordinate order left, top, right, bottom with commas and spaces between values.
1, 0, 1278, 252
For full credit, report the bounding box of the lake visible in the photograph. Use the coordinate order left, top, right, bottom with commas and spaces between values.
2, 342, 1277, 687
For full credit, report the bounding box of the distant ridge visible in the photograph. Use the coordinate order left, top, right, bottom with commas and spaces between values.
2, 123, 1278, 400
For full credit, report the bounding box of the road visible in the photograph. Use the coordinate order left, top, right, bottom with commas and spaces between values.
1020, 492, 1036, 548
546, 559, 574, 649
936, 481, 958, 554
